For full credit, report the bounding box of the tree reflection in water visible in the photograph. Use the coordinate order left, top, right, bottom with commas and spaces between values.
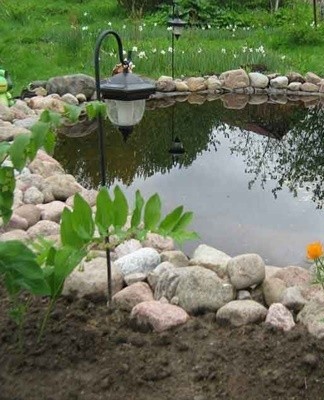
54, 98, 324, 208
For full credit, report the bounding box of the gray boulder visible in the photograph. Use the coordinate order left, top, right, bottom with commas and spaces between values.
62, 257, 123, 298
189, 244, 231, 278
216, 300, 267, 326
46, 74, 96, 99
155, 266, 234, 314
297, 299, 324, 338
227, 253, 265, 289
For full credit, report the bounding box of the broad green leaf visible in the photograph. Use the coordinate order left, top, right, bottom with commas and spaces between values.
169, 230, 200, 244
0, 241, 50, 296
95, 187, 114, 235
71, 193, 94, 242
144, 193, 161, 230
43, 130, 56, 154
8, 133, 30, 171
39, 109, 62, 127
51, 246, 86, 298
86, 101, 107, 120
30, 121, 49, 149
0, 142, 10, 163
64, 104, 82, 123
0, 166, 15, 223
172, 211, 194, 233
28, 121, 50, 160
60, 208, 84, 248
158, 206, 184, 234
113, 186, 128, 228
131, 190, 144, 229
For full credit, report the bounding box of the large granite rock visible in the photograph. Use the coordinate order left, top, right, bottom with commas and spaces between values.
265, 303, 295, 331
219, 69, 249, 89
227, 254, 265, 289
297, 299, 324, 338
248, 72, 269, 88
189, 244, 231, 278
216, 300, 267, 326
46, 74, 96, 99
155, 266, 234, 314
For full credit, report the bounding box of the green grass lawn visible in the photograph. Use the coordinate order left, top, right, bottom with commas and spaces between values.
1, 0, 324, 95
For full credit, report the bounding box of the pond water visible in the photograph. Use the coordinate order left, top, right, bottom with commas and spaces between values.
54, 97, 324, 267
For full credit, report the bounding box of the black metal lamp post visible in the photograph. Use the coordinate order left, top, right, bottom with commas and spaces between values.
94, 30, 155, 306
168, 2, 187, 79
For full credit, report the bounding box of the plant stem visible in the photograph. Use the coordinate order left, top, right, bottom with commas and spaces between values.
37, 298, 55, 343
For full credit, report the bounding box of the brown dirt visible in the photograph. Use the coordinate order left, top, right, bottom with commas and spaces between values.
1, 284, 324, 400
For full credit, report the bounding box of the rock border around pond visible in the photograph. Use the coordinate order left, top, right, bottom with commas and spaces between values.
1, 70, 324, 340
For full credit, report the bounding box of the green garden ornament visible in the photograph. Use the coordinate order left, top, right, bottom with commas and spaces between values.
0, 69, 14, 107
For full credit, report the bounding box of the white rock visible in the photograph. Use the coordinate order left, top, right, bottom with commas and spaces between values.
14, 204, 41, 227
206, 76, 222, 91
227, 253, 265, 289
216, 300, 267, 326
114, 247, 161, 276
272, 266, 311, 287
189, 244, 231, 278
0, 229, 29, 242
114, 239, 142, 259
249, 72, 269, 88
44, 174, 82, 201
266, 303, 295, 331
288, 82, 302, 91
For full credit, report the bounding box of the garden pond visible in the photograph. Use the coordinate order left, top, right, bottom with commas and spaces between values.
54, 97, 324, 268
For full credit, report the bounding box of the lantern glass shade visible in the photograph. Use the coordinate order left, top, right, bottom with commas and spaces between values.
105, 99, 146, 127
173, 25, 184, 37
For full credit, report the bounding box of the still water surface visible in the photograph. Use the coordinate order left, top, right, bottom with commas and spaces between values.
55, 99, 324, 267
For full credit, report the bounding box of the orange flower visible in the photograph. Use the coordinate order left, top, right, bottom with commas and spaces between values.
307, 242, 324, 260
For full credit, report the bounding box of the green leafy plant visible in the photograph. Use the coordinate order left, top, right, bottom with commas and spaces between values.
0, 102, 199, 344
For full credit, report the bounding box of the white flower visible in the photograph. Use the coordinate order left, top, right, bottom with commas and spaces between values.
258, 45, 265, 53
108, 21, 112, 26
138, 51, 146, 59
109, 52, 114, 57
160, 50, 166, 55
143, 23, 146, 27
132, 46, 138, 52
83, 12, 88, 16
249, 48, 253, 53
81, 26, 89, 31
233, 53, 237, 59
152, 48, 157, 53
123, 50, 127, 56
154, 22, 157, 27
197, 48, 202, 53
221, 48, 226, 54
232, 33, 235, 37
168, 47, 173, 53
181, 50, 184, 54
281, 55, 286, 60
242, 46, 247, 53
139, 25, 143, 31
207, 24, 211, 29
167, 26, 172, 31
202, 27, 205, 30
122, 25, 126, 29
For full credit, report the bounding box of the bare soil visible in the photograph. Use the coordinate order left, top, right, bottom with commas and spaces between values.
1, 284, 324, 400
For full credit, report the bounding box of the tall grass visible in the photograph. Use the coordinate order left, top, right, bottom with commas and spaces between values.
1, 0, 323, 95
